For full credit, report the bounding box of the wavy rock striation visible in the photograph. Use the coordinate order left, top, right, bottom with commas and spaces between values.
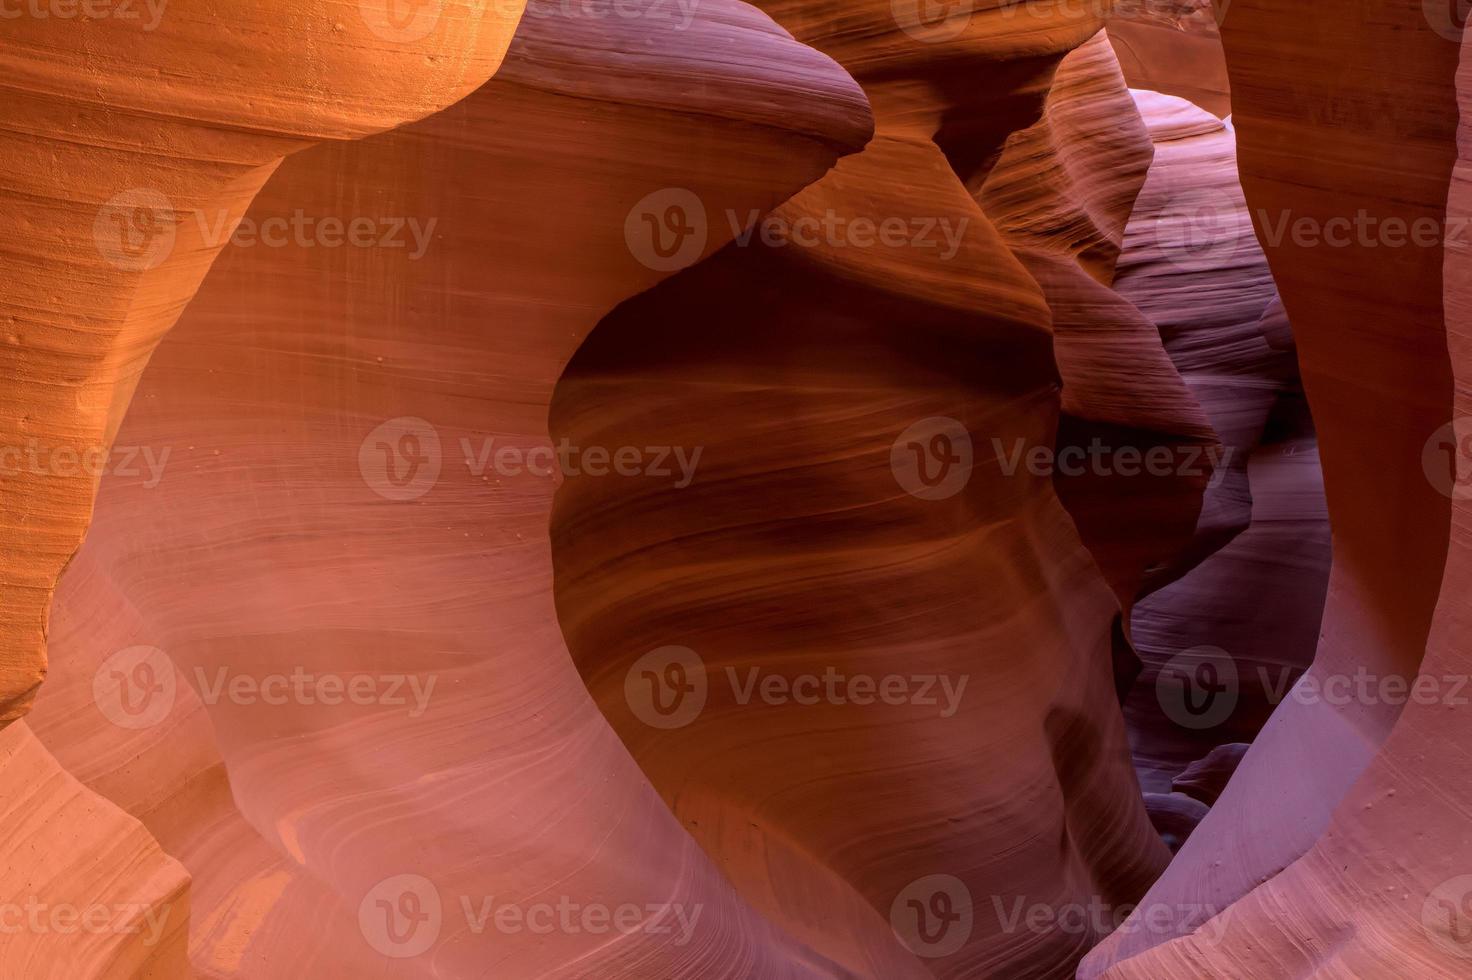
1106, 0, 1231, 116
980, 36, 1220, 617
24, 3, 872, 977
2, 5, 525, 976
1108, 91, 1330, 800
551, 10, 1171, 980
1087, 0, 1466, 973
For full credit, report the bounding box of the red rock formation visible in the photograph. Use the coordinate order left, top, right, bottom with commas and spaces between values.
1084, 0, 1464, 973
0, 721, 190, 976
1, 5, 525, 974
0, 0, 524, 726
21, 2, 874, 976
549, 15, 1172, 980
979, 35, 1221, 613
1169, 742, 1247, 805
1106, 90, 1330, 796
18, 0, 1472, 976
1107, 0, 1231, 116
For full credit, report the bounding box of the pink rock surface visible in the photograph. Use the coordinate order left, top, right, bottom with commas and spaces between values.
10, 0, 1472, 977
25, 3, 874, 976
1087, 0, 1468, 974
1107, 1, 1232, 117
980, 37, 1220, 615
1109, 90, 1330, 794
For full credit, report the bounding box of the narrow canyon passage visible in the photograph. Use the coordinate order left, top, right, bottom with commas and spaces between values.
3, 1, 1472, 979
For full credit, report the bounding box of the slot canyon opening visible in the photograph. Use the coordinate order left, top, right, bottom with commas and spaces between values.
542, 1, 1389, 975
12, 0, 1468, 976
1090, 0, 1335, 862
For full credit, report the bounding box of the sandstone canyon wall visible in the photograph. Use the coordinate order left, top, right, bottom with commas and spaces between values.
7, 0, 1472, 978
1, 2, 526, 974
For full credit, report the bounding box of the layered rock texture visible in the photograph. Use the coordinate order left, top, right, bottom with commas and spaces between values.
1107, 0, 1231, 117
1086, 0, 1472, 975
2, 4, 525, 975
6, 0, 1472, 978
550, 18, 1180, 976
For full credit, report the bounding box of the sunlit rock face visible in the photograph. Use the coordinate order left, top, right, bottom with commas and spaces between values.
17, 2, 872, 976
1107, 0, 1230, 116
0, 0, 525, 728
8, 0, 1472, 978
547, 13, 1198, 979
1, 3, 524, 975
